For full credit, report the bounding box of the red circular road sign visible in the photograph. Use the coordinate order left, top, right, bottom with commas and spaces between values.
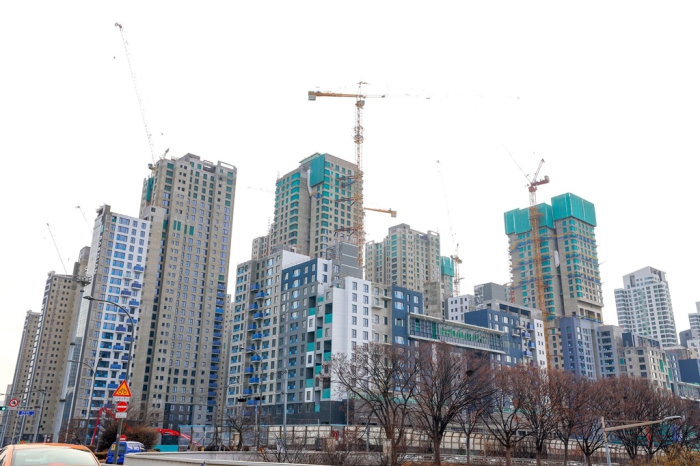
116, 401, 128, 413
8, 398, 19, 408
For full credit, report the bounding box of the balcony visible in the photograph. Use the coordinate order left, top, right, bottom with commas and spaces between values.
217, 292, 226, 298
212, 339, 221, 347
124, 336, 133, 342
218, 284, 226, 291
208, 391, 217, 397
119, 373, 127, 380
213, 331, 222, 338
128, 300, 140, 307
249, 377, 260, 384
131, 282, 142, 289
107, 382, 119, 390
249, 303, 259, 311
120, 289, 132, 296
253, 312, 264, 320
254, 292, 266, 299
121, 354, 129, 361
526, 323, 535, 331
250, 284, 260, 291
212, 348, 221, 354
210, 374, 219, 380
524, 350, 533, 358
134, 265, 144, 272
216, 299, 225, 307
210, 365, 220, 371
243, 388, 253, 396
116, 325, 127, 332
247, 324, 257, 331
214, 324, 222, 330
252, 333, 263, 340
114, 344, 125, 351
244, 346, 256, 353
522, 332, 531, 339
244, 367, 255, 374
211, 356, 220, 363
527, 341, 536, 349
209, 382, 218, 388
251, 355, 262, 362
215, 307, 224, 314
110, 363, 121, 370
214, 315, 223, 323
207, 400, 217, 405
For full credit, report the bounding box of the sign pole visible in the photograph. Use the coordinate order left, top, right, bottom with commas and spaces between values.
111, 380, 131, 464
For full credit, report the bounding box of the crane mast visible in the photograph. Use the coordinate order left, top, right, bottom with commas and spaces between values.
308, 82, 389, 271
526, 159, 551, 369
115, 22, 158, 172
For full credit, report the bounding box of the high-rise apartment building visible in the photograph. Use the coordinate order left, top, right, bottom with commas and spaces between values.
614, 266, 678, 347
60, 205, 151, 439
689, 302, 700, 332
505, 193, 602, 321
505, 193, 602, 372
25, 251, 91, 443
226, 248, 310, 417
138, 153, 237, 429
269, 153, 361, 259
3, 311, 41, 444
365, 224, 444, 294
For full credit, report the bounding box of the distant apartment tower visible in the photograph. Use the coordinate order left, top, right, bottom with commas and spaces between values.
23, 251, 92, 443
615, 266, 678, 347
58, 205, 150, 441
474, 282, 508, 307
269, 153, 361, 258
251, 235, 270, 260
689, 302, 700, 332
4, 311, 41, 444
365, 224, 444, 295
445, 294, 476, 322
504, 193, 603, 321
226, 249, 311, 415
139, 153, 237, 429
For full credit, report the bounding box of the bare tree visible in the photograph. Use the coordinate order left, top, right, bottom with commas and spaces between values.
573, 377, 612, 466
409, 342, 493, 466
455, 402, 488, 465
550, 370, 588, 466
332, 343, 420, 466
512, 366, 564, 466
479, 366, 529, 466
221, 407, 255, 451
602, 376, 675, 463
666, 398, 700, 456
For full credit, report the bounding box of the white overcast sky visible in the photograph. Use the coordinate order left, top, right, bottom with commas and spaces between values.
1, 1, 699, 388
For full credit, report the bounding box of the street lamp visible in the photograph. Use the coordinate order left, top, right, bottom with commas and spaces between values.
601, 415, 682, 466
68, 357, 103, 445
237, 345, 263, 450
83, 296, 135, 464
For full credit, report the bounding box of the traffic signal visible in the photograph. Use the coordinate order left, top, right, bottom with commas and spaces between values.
0, 406, 6, 411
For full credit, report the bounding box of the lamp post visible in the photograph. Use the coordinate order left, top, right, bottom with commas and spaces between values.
282, 368, 288, 443
31, 388, 47, 443
238, 345, 263, 450
602, 415, 682, 466
68, 357, 103, 445
83, 296, 135, 464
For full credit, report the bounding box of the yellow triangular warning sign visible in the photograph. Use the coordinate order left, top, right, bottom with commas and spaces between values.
113, 380, 132, 398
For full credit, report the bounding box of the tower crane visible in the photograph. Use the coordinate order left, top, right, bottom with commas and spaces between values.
308, 82, 390, 271
523, 159, 551, 368
115, 23, 166, 173
436, 160, 462, 297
